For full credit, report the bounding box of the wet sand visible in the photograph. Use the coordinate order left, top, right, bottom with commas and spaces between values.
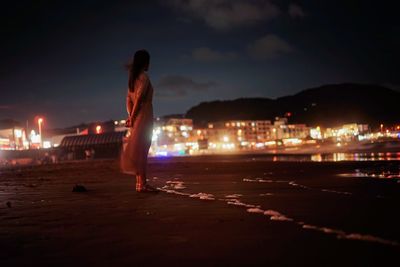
1, 156, 399, 266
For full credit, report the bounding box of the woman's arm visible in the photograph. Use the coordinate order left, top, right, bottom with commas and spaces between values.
129, 73, 149, 122
126, 92, 133, 116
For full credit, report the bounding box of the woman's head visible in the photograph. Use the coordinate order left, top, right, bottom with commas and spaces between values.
128, 49, 150, 90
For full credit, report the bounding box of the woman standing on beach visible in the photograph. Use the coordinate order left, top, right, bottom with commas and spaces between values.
121, 49, 158, 192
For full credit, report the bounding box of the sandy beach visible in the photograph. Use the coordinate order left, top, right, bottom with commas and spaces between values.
1, 155, 399, 266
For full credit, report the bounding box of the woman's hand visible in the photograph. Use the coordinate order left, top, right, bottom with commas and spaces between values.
125, 117, 132, 127
125, 116, 136, 127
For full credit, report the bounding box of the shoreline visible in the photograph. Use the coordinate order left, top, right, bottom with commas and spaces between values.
1, 158, 400, 266
2, 151, 400, 171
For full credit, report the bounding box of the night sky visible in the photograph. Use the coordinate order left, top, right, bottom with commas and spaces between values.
1, 0, 399, 128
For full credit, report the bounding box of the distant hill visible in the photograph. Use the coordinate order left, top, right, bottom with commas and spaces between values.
185, 83, 400, 128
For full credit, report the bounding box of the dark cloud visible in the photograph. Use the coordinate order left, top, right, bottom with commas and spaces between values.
166, 0, 280, 30
156, 75, 217, 97
288, 3, 306, 18
192, 47, 238, 62
247, 34, 294, 60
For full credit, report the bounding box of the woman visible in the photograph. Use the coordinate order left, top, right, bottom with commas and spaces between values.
121, 49, 158, 192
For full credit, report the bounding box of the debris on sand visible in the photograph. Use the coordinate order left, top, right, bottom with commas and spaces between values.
72, 184, 88, 192
6, 201, 12, 208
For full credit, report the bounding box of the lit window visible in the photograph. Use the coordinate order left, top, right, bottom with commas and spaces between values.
43, 141, 51, 149
14, 129, 22, 138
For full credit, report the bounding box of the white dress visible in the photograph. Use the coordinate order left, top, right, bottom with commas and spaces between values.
120, 72, 154, 175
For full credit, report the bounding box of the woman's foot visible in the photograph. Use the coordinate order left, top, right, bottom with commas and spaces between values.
136, 184, 159, 193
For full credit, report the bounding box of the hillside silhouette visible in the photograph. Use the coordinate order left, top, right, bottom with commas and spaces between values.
185, 83, 400, 128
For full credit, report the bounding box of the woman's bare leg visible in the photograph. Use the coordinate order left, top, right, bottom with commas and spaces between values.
136, 175, 146, 191
136, 174, 159, 192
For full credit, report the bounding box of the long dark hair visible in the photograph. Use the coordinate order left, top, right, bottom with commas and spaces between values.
127, 49, 150, 92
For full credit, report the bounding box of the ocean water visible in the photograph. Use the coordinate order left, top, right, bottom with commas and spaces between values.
157, 175, 399, 247
152, 152, 400, 164
151, 154, 400, 249
247, 152, 400, 162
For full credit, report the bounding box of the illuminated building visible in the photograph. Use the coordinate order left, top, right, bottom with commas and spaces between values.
310, 126, 322, 139
0, 120, 28, 150
201, 118, 311, 150
149, 117, 195, 156
271, 117, 309, 140
203, 120, 274, 150
157, 118, 193, 145
226, 120, 273, 143
323, 123, 370, 141
194, 127, 234, 150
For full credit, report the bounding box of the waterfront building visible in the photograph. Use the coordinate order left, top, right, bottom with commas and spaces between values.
0, 120, 28, 150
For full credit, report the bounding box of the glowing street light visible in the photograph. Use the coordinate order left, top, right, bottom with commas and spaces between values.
96, 125, 102, 134
38, 117, 44, 148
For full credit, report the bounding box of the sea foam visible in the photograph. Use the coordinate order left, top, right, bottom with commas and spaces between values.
189, 192, 215, 200
302, 224, 399, 246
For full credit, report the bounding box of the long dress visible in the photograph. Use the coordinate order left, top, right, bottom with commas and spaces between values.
121, 72, 154, 176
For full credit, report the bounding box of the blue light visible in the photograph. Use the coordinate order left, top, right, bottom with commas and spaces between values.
155, 151, 168, 157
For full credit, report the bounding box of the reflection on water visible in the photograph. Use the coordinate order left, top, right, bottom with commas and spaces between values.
240, 152, 400, 162
310, 152, 400, 162
252, 151, 400, 178
339, 171, 400, 179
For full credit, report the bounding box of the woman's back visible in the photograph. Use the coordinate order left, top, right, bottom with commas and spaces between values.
127, 72, 153, 120
121, 49, 158, 192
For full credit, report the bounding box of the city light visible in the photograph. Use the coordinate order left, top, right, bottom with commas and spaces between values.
38, 117, 44, 148
14, 129, 22, 138
43, 141, 52, 149
95, 125, 102, 134
144, 117, 400, 156
2, 115, 400, 155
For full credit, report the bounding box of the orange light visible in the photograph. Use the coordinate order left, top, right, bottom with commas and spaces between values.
36, 117, 44, 148
96, 125, 102, 134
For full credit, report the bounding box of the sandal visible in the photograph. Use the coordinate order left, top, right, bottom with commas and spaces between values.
137, 184, 160, 193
